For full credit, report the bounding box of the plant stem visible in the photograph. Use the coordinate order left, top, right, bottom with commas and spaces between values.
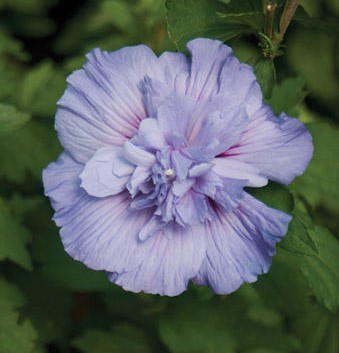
264, 2, 278, 40
279, 0, 299, 39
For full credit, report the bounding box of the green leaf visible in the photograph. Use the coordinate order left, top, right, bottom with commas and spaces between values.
0, 277, 38, 353
0, 202, 32, 270
0, 120, 61, 183
292, 123, 339, 213
32, 225, 112, 292
293, 302, 339, 353
73, 324, 153, 353
159, 299, 237, 353
298, 226, 339, 312
166, 0, 264, 51
0, 102, 30, 135
286, 29, 339, 112
0, 277, 26, 308
268, 77, 307, 116
89, 0, 135, 33
13, 272, 72, 346
235, 324, 300, 353
246, 182, 294, 214
254, 250, 312, 319
0, 30, 28, 60
280, 210, 318, 256
19, 61, 66, 117
159, 293, 300, 353
0, 303, 37, 353
166, 0, 227, 51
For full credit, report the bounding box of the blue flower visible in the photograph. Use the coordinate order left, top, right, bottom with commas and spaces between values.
43, 38, 313, 296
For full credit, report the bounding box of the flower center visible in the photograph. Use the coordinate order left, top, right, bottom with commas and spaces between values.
164, 168, 175, 178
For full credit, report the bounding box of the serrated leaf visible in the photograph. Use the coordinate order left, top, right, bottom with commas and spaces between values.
19, 61, 65, 117
268, 77, 307, 116
0, 277, 38, 353
159, 294, 299, 353
166, 0, 264, 51
293, 302, 339, 353
218, 11, 264, 32
32, 225, 111, 292
89, 0, 135, 33
0, 30, 28, 60
0, 277, 26, 308
280, 210, 318, 256
246, 182, 294, 214
13, 272, 72, 345
0, 102, 30, 135
0, 120, 61, 183
166, 0, 228, 51
159, 299, 237, 353
73, 324, 152, 353
254, 250, 312, 318
235, 323, 300, 353
0, 304, 38, 353
298, 226, 339, 312
0, 202, 32, 270
292, 123, 339, 213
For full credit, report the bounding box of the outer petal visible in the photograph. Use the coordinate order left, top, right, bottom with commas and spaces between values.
193, 193, 291, 294
108, 222, 206, 296
224, 108, 314, 185
43, 152, 150, 272
43, 152, 83, 214
56, 45, 161, 163
44, 152, 206, 296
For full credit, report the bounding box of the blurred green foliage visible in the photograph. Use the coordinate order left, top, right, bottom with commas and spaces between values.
0, 0, 338, 352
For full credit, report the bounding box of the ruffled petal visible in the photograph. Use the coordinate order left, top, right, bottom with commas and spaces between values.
187, 105, 249, 159
123, 141, 155, 167
193, 193, 291, 294
217, 56, 262, 116
141, 52, 189, 117
134, 118, 166, 150
193, 172, 246, 212
186, 38, 233, 101
175, 190, 213, 226
56, 45, 161, 163
157, 94, 195, 148
213, 157, 268, 187
80, 147, 134, 198
224, 108, 314, 185
158, 51, 189, 94
108, 221, 206, 296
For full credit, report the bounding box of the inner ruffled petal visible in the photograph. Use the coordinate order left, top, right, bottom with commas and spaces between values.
80, 147, 134, 198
